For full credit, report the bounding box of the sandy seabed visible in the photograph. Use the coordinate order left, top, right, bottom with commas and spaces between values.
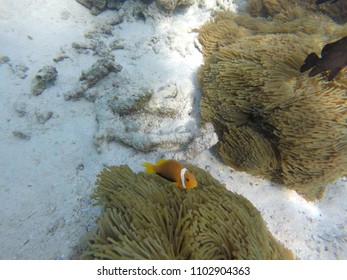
0, 0, 346, 259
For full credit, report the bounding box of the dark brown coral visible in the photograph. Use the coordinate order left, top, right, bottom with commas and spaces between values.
300, 36, 347, 81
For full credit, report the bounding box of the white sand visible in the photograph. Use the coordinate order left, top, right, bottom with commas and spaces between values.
0, 0, 346, 260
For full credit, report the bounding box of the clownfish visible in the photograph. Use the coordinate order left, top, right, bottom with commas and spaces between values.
142, 159, 198, 189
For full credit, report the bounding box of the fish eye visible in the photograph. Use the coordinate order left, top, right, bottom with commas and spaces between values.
185, 178, 190, 182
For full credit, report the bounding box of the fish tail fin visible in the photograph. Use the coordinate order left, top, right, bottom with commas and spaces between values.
300, 53, 319, 73
142, 162, 156, 174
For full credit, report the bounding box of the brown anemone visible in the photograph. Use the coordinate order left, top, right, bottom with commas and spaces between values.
81, 165, 294, 259
198, 11, 347, 201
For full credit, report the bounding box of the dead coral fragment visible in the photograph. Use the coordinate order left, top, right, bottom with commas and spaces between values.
79, 56, 121, 86
198, 11, 347, 201
31, 65, 58, 96
155, 0, 195, 14
75, 0, 122, 15
65, 55, 122, 101
81, 165, 294, 260
0, 55, 10, 64
300, 36, 347, 81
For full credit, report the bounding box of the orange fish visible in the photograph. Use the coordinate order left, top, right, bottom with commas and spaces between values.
142, 159, 198, 189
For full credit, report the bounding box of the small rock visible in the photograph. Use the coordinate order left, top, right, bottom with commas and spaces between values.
0, 55, 10, 64
107, 13, 124, 26
109, 39, 124, 50
80, 57, 121, 85
155, 0, 196, 13
71, 42, 97, 54
65, 56, 122, 101
76, 0, 99, 9
155, 0, 179, 14
31, 65, 58, 96
107, 0, 123, 10
13, 130, 31, 140
108, 89, 153, 116
35, 111, 53, 124
53, 55, 69, 63
76, 163, 85, 172
13, 101, 27, 117
75, 0, 123, 15
84, 24, 113, 39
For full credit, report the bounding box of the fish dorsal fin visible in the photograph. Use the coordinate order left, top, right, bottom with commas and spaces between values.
156, 158, 167, 166
180, 168, 187, 189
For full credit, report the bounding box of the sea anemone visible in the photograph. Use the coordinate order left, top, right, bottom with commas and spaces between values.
246, 0, 347, 24
81, 165, 293, 259
198, 11, 347, 201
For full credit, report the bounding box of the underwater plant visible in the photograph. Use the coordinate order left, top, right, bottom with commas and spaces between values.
197, 11, 347, 201
81, 165, 294, 259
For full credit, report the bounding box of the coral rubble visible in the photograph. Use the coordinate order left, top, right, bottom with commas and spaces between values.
155, 0, 195, 14
92, 80, 203, 152
0, 55, 10, 64
64, 7, 215, 156
198, 11, 347, 201
76, 0, 123, 15
75, 0, 196, 15
81, 165, 294, 259
65, 55, 122, 101
65, 55, 213, 153
31, 65, 58, 96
